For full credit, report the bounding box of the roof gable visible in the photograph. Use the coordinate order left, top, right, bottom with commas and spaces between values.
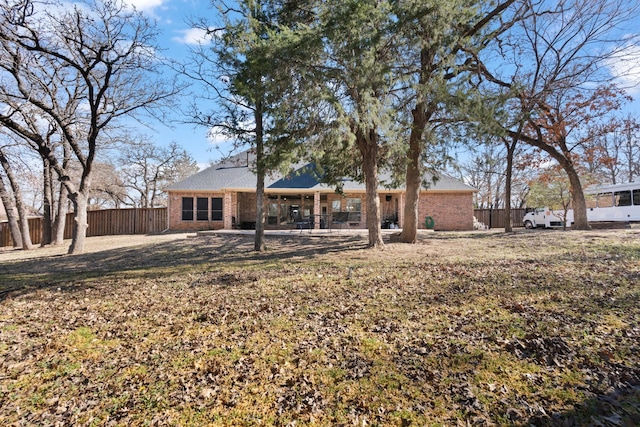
166, 150, 476, 193
268, 164, 321, 189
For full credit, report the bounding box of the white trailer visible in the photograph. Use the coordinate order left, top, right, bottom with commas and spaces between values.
524, 182, 640, 228
567, 182, 640, 224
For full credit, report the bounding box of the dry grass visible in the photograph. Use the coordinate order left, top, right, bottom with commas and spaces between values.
1, 229, 639, 426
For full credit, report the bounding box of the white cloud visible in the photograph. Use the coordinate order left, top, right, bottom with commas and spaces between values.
172, 27, 216, 45
206, 127, 234, 147
202, 130, 237, 168
606, 44, 640, 94
126, 0, 166, 13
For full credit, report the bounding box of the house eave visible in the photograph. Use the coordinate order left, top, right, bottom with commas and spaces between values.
166, 187, 476, 194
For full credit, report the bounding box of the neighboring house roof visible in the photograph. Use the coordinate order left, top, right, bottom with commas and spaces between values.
166, 150, 476, 193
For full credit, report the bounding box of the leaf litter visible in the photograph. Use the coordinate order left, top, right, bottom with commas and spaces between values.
0, 229, 639, 426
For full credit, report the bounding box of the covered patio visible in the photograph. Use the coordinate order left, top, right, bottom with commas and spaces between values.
234, 191, 400, 231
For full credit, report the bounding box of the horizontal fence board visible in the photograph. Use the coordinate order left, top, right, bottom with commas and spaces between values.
0, 218, 43, 247
1, 208, 167, 247
474, 208, 527, 229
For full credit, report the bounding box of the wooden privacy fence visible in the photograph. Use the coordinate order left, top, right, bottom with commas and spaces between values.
474, 208, 527, 229
1, 208, 167, 247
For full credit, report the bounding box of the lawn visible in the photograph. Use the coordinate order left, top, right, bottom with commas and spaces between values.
1, 230, 639, 426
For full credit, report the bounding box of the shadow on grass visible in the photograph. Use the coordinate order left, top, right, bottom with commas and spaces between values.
0, 234, 367, 300
521, 378, 640, 426
1, 230, 638, 425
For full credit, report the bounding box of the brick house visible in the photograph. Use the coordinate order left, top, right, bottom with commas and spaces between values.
165, 151, 476, 232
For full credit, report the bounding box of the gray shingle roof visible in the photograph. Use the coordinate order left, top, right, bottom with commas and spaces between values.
165, 150, 476, 193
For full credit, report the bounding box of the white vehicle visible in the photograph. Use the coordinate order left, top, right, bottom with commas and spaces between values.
567, 182, 640, 224
524, 182, 640, 228
523, 208, 565, 229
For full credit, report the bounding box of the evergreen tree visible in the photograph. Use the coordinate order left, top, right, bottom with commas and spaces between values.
300, 0, 400, 248
186, 0, 321, 251
394, 0, 518, 241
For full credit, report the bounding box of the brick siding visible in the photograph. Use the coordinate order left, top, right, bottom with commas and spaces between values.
168, 190, 473, 232
418, 192, 474, 231
237, 192, 257, 223
168, 192, 227, 231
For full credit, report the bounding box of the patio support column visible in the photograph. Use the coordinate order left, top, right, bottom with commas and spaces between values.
223, 191, 233, 229
277, 196, 281, 226
399, 193, 405, 229
314, 191, 320, 229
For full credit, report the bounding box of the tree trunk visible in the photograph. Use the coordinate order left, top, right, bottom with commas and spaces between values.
0, 174, 22, 248
67, 163, 92, 254
504, 151, 513, 232
401, 46, 435, 243
401, 149, 420, 243
52, 185, 68, 245
12, 188, 32, 250
357, 127, 383, 248
401, 102, 429, 243
546, 138, 590, 230
149, 181, 157, 208
0, 150, 33, 250
41, 158, 53, 246
254, 102, 266, 252
68, 190, 89, 254
503, 135, 518, 233
52, 146, 71, 245
565, 164, 590, 230
255, 173, 266, 251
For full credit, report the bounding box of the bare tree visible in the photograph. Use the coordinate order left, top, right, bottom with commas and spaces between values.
0, 110, 58, 247
0, 167, 22, 248
0, 61, 73, 246
460, 144, 507, 209
0, 0, 179, 254
117, 139, 198, 208
0, 148, 33, 249
604, 116, 640, 183
88, 162, 127, 209
488, 0, 640, 230
580, 122, 622, 185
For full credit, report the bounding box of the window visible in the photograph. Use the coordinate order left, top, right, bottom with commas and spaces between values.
332, 200, 341, 211
196, 197, 208, 221
633, 189, 640, 206
181, 197, 194, 221
597, 192, 614, 208
614, 191, 632, 207
346, 197, 361, 221
211, 197, 223, 221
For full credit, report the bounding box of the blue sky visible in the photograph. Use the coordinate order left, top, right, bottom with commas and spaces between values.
127, 0, 223, 168
129, 0, 640, 170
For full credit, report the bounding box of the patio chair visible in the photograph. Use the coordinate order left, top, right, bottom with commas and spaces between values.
331, 211, 350, 232
290, 215, 313, 233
